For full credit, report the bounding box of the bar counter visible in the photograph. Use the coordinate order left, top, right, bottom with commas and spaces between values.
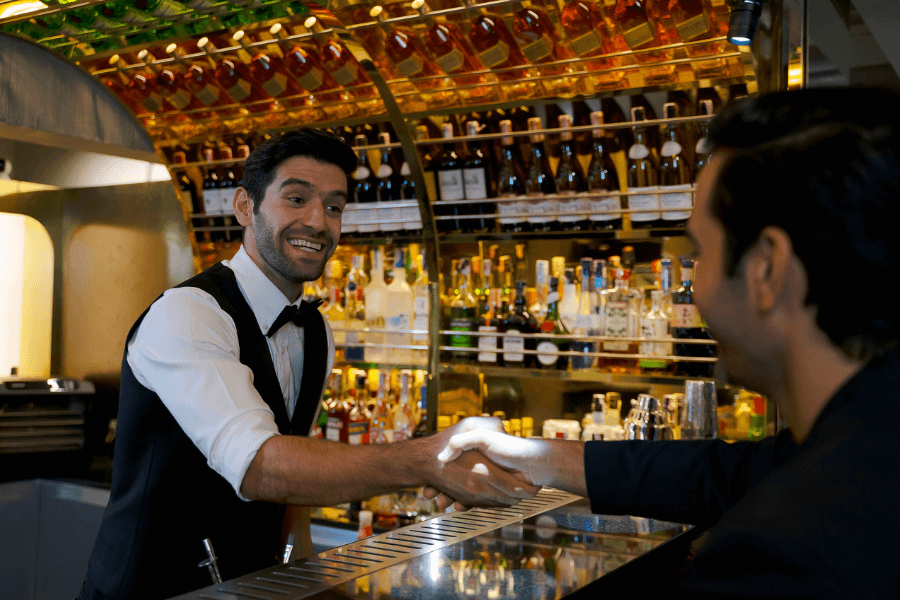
171, 489, 700, 600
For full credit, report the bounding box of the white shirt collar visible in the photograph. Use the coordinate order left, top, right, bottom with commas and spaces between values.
223, 245, 300, 336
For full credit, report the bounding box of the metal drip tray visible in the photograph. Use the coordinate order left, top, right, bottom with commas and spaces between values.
174, 489, 582, 600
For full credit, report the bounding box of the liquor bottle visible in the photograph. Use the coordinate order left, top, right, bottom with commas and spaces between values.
502, 281, 538, 369
639, 289, 672, 374
166, 43, 242, 117
466, 0, 541, 99
462, 121, 493, 234
667, 0, 728, 78
555, 114, 588, 232
344, 254, 368, 362
373, 6, 456, 107
385, 248, 415, 365
365, 248, 389, 364
322, 260, 347, 348
217, 146, 239, 217
600, 267, 641, 373
375, 132, 403, 234
200, 148, 225, 242
172, 151, 203, 220
370, 372, 395, 443
627, 106, 661, 228
570, 259, 599, 370
352, 134, 379, 236
448, 258, 478, 363
116, 55, 166, 116
417, 0, 500, 104
524, 117, 557, 233
592, 258, 608, 327
586, 111, 623, 231
393, 371, 416, 442
559, 0, 624, 89
304, 17, 379, 105
435, 123, 465, 234
659, 102, 692, 227
270, 24, 358, 121
511, 1, 583, 97
530, 259, 550, 323
559, 267, 579, 332
694, 99, 714, 176
671, 259, 715, 377
536, 276, 570, 370
496, 119, 526, 234
348, 372, 371, 445
326, 370, 351, 442
100, 55, 151, 118
197, 37, 280, 121
411, 250, 430, 366
477, 274, 502, 367
140, 51, 211, 125
610, 0, 675, 85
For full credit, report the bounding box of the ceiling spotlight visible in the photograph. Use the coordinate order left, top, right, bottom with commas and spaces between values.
728, 0, 763, 46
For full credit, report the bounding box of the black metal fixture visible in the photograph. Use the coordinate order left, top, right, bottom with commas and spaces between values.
728, 0, 763, 46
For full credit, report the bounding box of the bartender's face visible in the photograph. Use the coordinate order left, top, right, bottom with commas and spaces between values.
235, 156, 346, 299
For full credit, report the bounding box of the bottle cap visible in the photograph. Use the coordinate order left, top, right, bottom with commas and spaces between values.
589, 110, 605, 137
558, 114, 572, 140
441, 122, 454, 139
378, 132, 391, 145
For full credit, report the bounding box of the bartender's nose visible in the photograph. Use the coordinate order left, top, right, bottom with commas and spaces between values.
302, 198, 327, 233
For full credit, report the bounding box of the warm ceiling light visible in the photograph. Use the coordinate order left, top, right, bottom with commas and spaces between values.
0, 1, 48, 20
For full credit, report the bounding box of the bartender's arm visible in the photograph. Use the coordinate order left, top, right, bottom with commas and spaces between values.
436, 425, 791, 523
129, 289, 537, 509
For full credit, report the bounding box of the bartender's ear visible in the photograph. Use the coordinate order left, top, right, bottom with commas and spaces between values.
234, 188, 254, 227
747, 226, 792, 315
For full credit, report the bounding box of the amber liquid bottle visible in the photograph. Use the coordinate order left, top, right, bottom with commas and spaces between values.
167, 43, 242, 119
466, 0, 541, 99
626, 106, 661, 228
511, 2, 583, 97
559, 0, 624, 90
667, 0, 729, 78
197, 37, 281, 124
610, 0, 676, 85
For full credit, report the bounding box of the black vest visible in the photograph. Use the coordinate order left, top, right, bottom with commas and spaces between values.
81, 263, 329, 600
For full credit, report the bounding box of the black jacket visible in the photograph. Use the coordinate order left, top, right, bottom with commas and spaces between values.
80, 264, 329, 600
585, 350, 900, 598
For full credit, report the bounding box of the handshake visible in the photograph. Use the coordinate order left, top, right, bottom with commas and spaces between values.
416, 416, 588, 511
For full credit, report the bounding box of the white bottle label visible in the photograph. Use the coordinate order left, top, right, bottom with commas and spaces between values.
536, 340, 560, 366
503, 330, 525, 362
660, 141, 682, 157
438, 169, 465, 201
203, 188, 221, 215
220, 187, 234, 215
341, 203, 359, 233
463, 168, 489, 199
326, 417, 341, 441
628, 143, 650, 160
640, 317, 672, 357
589, 192, 622, 222
478, 325, 498, 363
660, 183, 693, 221
497, 197, 520, 225
628, 185, 661, 222
603, 301, 629, 351
696, 137, 711, 155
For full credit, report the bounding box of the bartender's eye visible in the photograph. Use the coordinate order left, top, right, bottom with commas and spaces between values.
287, 195, 305, 204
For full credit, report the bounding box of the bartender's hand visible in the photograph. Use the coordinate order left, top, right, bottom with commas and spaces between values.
416, 417, 539, 510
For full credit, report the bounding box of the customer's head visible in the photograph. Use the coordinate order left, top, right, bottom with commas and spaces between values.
687, 87, 900, 388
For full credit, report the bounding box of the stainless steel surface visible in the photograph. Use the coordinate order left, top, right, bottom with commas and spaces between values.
681, 380, 719, 440
200, 538, 223, 585
171, 488, 582, 600
623, 394, 674, 441
0, 378, 94, 454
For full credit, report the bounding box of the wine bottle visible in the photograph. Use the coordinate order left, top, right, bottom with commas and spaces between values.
435, 123, 466, 234
659, 102, 692, 227
586, 111, 623, 231
694, 99, 714, 176
502, 281, 538, 369
448, 258, 479, 363
524, 116, 557, 233
375, 132, 403, 234
671, 259, 715, 377
496, 119, 526, 234
351, 135, 378, 236
462, 121, 493, 234
626, 106, 661, 228
536, 276, 570, 370
555, 114, 588, 232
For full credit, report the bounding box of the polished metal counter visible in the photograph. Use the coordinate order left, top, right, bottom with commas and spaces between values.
171, 489, 693, 600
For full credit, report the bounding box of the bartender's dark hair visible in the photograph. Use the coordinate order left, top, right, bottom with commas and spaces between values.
707, 86, 900, 360
241, 128, 358, 212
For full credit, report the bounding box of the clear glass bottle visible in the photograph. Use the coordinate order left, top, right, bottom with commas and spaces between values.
411, 249, 430, 366
570, 259, 598, 370
322, 260, 346, 348
393, 371, 416, 442
385, 248, 414, 365
639, 289, 672, 374
600, 267, 642, 373
364, 248, 388, 363
448, 258, 479, 362
348, 372, 372, 445
530, 259, 551, 324
369, 372, 395, 443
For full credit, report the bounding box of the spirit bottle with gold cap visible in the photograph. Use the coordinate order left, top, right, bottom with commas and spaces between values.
667, 0, 729, 78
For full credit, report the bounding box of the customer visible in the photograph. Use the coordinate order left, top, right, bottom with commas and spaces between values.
437, 87, 900, 597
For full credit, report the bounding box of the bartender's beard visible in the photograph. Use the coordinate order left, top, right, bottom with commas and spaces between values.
251, 212, 333, 286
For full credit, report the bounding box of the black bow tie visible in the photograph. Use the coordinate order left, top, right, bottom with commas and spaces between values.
267, 299, 323, 338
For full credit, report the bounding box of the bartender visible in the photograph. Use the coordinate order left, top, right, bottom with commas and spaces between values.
437, 87, 900, 597
79, 129, 538, 600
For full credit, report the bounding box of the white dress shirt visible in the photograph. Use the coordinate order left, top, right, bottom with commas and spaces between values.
127, 245, 334, 498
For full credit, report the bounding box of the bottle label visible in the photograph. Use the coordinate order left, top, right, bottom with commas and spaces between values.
603, 301, 629, 351
696, 137, 711, 155
203, 189, 222, 215
377, 163, 393, 180
167, 88, 192, 110
195, 84, 220, 106
477, 325, 498, 363
640, 316, 671, 357
226, 78, 253, 102
348, 420, 369, 445
527, 197, 552, 224
450, 317, 474, 348
353, 166, 371, 181
326, 417, 342, 441
478, 41, 510, 68
660, 183, 693, 221
557, 195, 581, 223
622, 21, 655, 49
497, 197, 520, 225
341, 203, 359, 233
628, 143, 650, 160
536, 340, 560, 366
386, 313, 411, 331
520, 35, 553, 63
414, 296, 429, 315
672, 303, 703, 328
438, 169, 465, 201
261, 72, 288, 97
589, 192, 622, 222
141, 92, 164, 113
463, 168, 489, 200
396, 53, 425, 78
330, 63, 359, 86
675, 13, 711, 41
628, 185, 661, 222
660, 140, 682, 157
435, 48, 465, 73
570, 30, 602, 57
151, 0, 187, 17
378, 201, 403, 229
220, 188, 234, 215
413, 313, 429, 342
503, 330, 525, 362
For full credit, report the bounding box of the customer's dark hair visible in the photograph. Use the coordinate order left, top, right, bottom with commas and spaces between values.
707, 87, 900, 360
241, 128, 358, 212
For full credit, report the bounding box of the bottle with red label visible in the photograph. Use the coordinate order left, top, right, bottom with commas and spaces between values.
417, 0, 501, 104
559, 0, 625, 90
671, 259, 715, 376
510, 2, 583, 97
466, 0, 542, 99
